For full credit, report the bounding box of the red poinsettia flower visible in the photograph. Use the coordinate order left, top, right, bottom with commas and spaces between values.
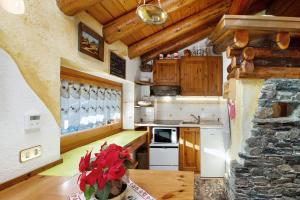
107, 161, 126, 181
79, 151, 92, 172
119, 149, 131, 160
86, 168, 99, 186
78, 143, 132, 199
98, 172, 108, 190
78, 172, 87, 192
106, 143, 123, 152
94, 148, 125, 168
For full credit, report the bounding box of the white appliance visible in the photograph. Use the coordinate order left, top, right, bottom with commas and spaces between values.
201, 128, 225, 177
152, 127, 178, 145
150, 146, 179, 170
150, 127, 179, 170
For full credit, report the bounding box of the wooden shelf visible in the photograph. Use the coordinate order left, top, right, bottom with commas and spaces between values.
135, 80, 153, 86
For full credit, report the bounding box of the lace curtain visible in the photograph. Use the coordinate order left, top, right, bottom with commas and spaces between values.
60, 80, 121, 134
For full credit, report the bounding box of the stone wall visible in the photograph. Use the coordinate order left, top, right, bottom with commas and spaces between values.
225, 79, 300, 199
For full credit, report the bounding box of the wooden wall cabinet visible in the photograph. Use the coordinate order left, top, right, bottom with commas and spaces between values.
179, 127, 200, 173
180, 56, 222, 96
153, 60, 180, 86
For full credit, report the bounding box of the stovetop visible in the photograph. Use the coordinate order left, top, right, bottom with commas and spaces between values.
153, 120, 182, 125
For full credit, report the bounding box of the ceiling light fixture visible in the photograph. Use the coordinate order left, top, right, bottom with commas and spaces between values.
136, 0, 168, 25
0, 0, 25, 15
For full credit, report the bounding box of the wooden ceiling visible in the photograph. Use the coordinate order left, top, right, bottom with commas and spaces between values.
57, 0, 300, 61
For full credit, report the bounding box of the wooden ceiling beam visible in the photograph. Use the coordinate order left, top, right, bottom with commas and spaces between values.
245, 0, 272, 15
141, 25, 215, 62
237, 66, 300, 79
56, 0, 102, 16
103, 0, 212, 44
228, 0, 255, 14
266, 0, 300, 17
128, 1, 230, 59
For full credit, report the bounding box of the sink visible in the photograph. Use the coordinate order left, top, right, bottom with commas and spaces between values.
180, 121, 200, 125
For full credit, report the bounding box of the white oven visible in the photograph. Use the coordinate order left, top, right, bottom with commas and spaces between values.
151, 127, 178, 145
150, 127, 179, 170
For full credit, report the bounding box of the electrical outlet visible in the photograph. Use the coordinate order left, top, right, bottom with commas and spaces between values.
20, 145, 42, 163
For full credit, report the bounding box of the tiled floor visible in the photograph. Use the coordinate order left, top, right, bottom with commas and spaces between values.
194, 176, 227, 200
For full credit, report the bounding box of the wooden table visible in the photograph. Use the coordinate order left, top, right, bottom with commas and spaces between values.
0, 170, 194, 200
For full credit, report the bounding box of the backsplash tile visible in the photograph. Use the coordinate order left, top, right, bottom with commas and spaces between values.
136, 97, 227, 123
154, 102, 224, 121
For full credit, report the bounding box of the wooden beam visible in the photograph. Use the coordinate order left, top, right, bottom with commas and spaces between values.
213, 29, 249, 54
237, 66, 300, 79
228, 0, 254, 14
246, 0, 271, 14
56, 0, 102, 16
103, 0, 213, 44
272, 32, 290, 50
226, 46, 300, 59
246, 32, 291, 50
128, 1, 230, 58
251, 47, 300, 59
227, 64, 233, 73
242, 47, 255, 60
141, 26, 215, 63
241, 60, 254, 73
266, 0, 300, 17
209, 15, 300, 46
252, 58, 300, 67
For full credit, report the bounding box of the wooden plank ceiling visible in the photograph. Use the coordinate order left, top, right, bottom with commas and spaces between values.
57, 0, 300, 60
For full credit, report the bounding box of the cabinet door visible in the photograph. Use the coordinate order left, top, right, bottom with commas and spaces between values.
153, 60, 180, 86
180, 56, 223, 96
207, 56, 223, 96
179, 127, 200, 173
180, 57, 208, 96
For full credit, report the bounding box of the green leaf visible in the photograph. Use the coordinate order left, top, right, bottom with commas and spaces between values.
84, 185, 95, 200
124, 160, 132, 169
95, 182, 111, 200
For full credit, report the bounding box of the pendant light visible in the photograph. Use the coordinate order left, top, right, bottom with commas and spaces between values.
136, 0, 168, 25
0, 0, 25, 15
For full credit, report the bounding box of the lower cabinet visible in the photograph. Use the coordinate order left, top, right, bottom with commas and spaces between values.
179, 127, 200, 173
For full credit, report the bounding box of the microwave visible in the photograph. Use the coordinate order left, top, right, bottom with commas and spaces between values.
152, 127, 178, 145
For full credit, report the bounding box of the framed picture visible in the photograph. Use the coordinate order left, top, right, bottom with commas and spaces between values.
78, 22, 104, 61
110, 51, 126, 79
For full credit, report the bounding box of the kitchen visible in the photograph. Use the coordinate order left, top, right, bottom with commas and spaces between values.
1, 0, 300, 200
134, 52, 228, 177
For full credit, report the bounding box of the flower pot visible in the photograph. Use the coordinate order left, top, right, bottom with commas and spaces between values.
94, 184, 127, 200
109, 184, 127, 200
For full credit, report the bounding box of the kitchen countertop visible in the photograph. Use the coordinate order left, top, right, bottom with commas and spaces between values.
40, 131, 147, 177
135, 120, 224, 129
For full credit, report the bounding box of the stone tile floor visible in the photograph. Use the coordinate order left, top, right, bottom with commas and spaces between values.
194, 176, 227, 200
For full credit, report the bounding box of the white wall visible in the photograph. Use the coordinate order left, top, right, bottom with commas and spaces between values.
0, 50, 140, 183
126, 57, 141, 82
222, 52, 231, 88
0, 49, 60, 183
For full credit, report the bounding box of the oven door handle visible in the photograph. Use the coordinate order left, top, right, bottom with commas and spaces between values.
150, 146, 179, 149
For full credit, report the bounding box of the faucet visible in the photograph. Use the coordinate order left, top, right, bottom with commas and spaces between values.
190, 114, 201, 124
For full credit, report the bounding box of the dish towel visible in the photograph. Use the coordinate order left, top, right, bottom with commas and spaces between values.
68, 178, 156, 200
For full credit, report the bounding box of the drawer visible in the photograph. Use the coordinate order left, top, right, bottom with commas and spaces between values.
150, 147, 179, 166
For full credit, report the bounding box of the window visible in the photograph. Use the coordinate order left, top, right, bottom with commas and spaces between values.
60, 67, 122, 135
